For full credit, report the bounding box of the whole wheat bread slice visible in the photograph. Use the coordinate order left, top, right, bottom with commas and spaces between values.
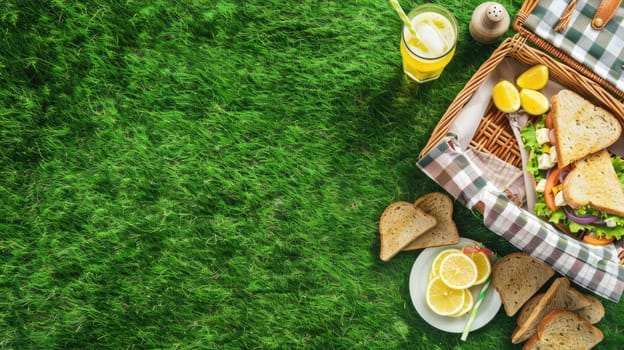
512, 277, 571, 344
516, 293, 544, 326
562, 149, 624, 217
576, 294, 605, 324
552, 89, 622, 168
378, 201, 437, 262
402, 192, 459, 250
522, 310, 603, 350
516, 287, 591, 326
492, 252, 555, 317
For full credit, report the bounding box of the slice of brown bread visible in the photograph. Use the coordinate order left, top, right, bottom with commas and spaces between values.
576, 294, 605, 324
522, 310, 604, 350
378, 201, 437, 262
552, 89, 622, 168
492, 252, 555, 317
516, 287, 591, 326
563, 287, 592, 311
562, 149, 624, 217
402, 192, 460, 250
516, 293, 544, 326
512, 277, 571, 344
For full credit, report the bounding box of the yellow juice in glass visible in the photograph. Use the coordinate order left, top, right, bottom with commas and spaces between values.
400, 5, 458, 83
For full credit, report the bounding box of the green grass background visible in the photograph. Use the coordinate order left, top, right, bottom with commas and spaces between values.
2, 0, 623, 348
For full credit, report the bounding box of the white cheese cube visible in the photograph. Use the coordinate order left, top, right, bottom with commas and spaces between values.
605, 218, 617, 228
554, 191, 566, 207
536, 128, 551, 145
538, 153, 553, 170
535, 179, 546, 192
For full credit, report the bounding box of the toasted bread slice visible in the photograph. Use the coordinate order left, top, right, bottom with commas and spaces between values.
516, 286, 592, 327
563, 149, 624, 217
511, 277, 570, 344
402, 192, 459, 250
522, 310, 603, 350
492, 252, 555, 317
516, 293, 544, 326
378, 202, 437, 262
552, 89, 622, 168
512, 277, 571, 344
563, 287, 592, 311
576, 294, 605, 324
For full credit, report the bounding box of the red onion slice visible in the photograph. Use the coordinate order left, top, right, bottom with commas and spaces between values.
562, 206, 598, 224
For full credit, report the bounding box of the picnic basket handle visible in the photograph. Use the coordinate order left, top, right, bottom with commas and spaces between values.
555, 0, 622, 32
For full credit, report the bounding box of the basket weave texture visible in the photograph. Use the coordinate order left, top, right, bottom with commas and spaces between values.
419, 34, 624, 161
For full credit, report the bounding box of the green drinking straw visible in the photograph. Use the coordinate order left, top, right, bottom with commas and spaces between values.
388, 0, 418, 38
461, 275, 492, 341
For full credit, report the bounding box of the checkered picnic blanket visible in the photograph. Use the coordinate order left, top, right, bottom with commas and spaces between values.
523, 0, 624, 92
417, 135, 624, 303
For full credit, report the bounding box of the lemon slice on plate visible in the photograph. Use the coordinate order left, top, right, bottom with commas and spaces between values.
517, 64, 549, 90
450, 289, 474, 318
426, 276, 466, 316
439, 253, 478, 289
470, 251, 492, 285
492, 80, 521, 113
520, 88, 549, 115
429, 248, 462, 280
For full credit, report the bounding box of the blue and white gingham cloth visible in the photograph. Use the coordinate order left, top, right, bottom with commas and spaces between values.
417, 135, 624, 302
524, 0, 624, 92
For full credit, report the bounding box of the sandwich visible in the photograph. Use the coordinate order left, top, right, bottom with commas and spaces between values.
520, 89, 624, 244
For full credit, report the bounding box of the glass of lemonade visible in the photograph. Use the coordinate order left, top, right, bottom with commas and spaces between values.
399, 4, 458, 83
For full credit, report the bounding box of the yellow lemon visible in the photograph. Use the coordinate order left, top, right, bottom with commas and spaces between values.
426, 276, 466, 316
492, 80, 521, 113
450, 289, 474, 318
470, 251, 492, 285
439, 253, 478, 289
516, 64, 549, 90
430, 248, 462, 280
520, 89, 549, 115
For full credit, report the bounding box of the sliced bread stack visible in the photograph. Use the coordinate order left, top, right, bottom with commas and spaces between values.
379, 192, 460, 261
492, 251, 605, 349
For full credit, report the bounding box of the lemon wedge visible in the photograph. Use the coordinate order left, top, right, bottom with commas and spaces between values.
492, 80, 521, 113
516, 64, 549, 90
520, 89, 549, 115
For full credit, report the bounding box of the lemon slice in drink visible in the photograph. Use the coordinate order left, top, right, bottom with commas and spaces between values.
450, 288, 474, 318
470, 251, 491, 285
516, 64, 549, 90
439, 253, 478, 289
426, 276, 466, 316
520, 89, 549, 115
492, 80, 521, 113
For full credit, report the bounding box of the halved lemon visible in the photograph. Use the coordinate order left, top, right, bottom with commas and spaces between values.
450, 289, 474, 318
520, 89, 549, 115
516, 64, 549, 90
492, 80, 521, 113
426, 276, 466, 316
439, 253, 478, 289
430, 248, 462, 280
470, 251, 492, 285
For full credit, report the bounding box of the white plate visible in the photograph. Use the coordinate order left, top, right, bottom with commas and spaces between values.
409, 237, 502, 333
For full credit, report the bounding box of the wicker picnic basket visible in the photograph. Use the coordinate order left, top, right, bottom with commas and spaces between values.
420, 0, 624, 163
415, 0, 624, 300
